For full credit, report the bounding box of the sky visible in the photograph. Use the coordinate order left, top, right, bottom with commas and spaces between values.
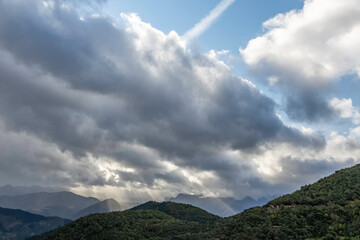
0, 0, 360, 203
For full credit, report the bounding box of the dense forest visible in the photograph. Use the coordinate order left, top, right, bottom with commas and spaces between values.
29, 209, 215, 240
32, 164, 360, 239
0, 207, 69, 240
131, 201, 220, 224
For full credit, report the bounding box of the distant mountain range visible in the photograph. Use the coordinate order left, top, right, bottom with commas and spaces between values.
0, 191, 121, 220
0, 185, 64, 196
168, 193, 270, 217
0, 191, 122, 239
0, 186, 276, 239
0, 207, 70, 240
0, 185, 270, 218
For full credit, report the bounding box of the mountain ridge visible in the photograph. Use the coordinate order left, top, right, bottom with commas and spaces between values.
131, 201, 220, 224
0, 185, 64, 197
0, 191, 99, 219
0, 206, 70, 240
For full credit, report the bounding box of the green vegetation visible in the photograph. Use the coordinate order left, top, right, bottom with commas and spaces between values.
32, 164, 360, 240
217, 202, 360, 239
30, 209, 215, 240
0, 207, 69, 240
131, 201, 220, 224
218, 164, 360, 239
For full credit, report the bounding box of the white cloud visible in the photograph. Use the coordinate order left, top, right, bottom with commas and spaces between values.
350, 126, 360, 138
183, 0, 235, 42
241, 0, 360, 87
245, 130, 360, 193
329, 97, 360, 124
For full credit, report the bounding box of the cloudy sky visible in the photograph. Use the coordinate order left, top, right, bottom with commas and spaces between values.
0, 0, 359, 203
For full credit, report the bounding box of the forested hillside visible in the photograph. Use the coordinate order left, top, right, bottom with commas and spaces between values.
218, 164, 360, 239
0, 207, 69, 240
132, 201, 220, 224
30, 209, 215, 240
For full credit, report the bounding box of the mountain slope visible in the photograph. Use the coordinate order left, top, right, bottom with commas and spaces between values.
71, 199, 121, 219
0, 192, 99, 219
0, 207, 70, 240
218, 164, 360, 239
169, 193, 270, 217
268, 165, 360, 206
30, 210, 213, 240
132, 201, 220, 224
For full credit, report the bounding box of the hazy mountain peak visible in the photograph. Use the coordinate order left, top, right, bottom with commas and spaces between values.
169, 193, 270, 217
0, 191, 100, 219
71, 198, 121, 219
0, 185, 65, 196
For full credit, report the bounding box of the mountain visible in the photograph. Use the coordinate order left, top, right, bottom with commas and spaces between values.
216, 164, 360, 239
0, 185, 64, 197
0, 207, 70, 240
169, 193, 270, 217
71, 199, 121, 219
0, 192, 99, 219
132, 201, 220, 224
30, 209, 212, 240
31, 202, 218, 240
31, 164, 360, 239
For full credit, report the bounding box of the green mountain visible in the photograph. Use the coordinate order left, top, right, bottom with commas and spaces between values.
217, 164, 360, 239
0, 207, 70, 240
32, 164, 360, 240
131, 201, 220, 224
30, 208, 215, 240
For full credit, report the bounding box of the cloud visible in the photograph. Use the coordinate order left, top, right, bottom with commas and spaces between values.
0, 121, 107, 187
243, 130, 360, 195
240, 0, 360, 121
276, 157, 355, 188
182, 0, 235, 42
329, 98, 360, 124
241, 0, 360, 87
0, 0, 356, 202
284, 89, 334, 121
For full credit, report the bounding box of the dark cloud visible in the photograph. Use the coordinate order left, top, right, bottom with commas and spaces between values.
277, 157, 356, 187
0, 0, 331, 199
0, 124, 107, 187
285, 90, 334, 122
245, 63, 336, 122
